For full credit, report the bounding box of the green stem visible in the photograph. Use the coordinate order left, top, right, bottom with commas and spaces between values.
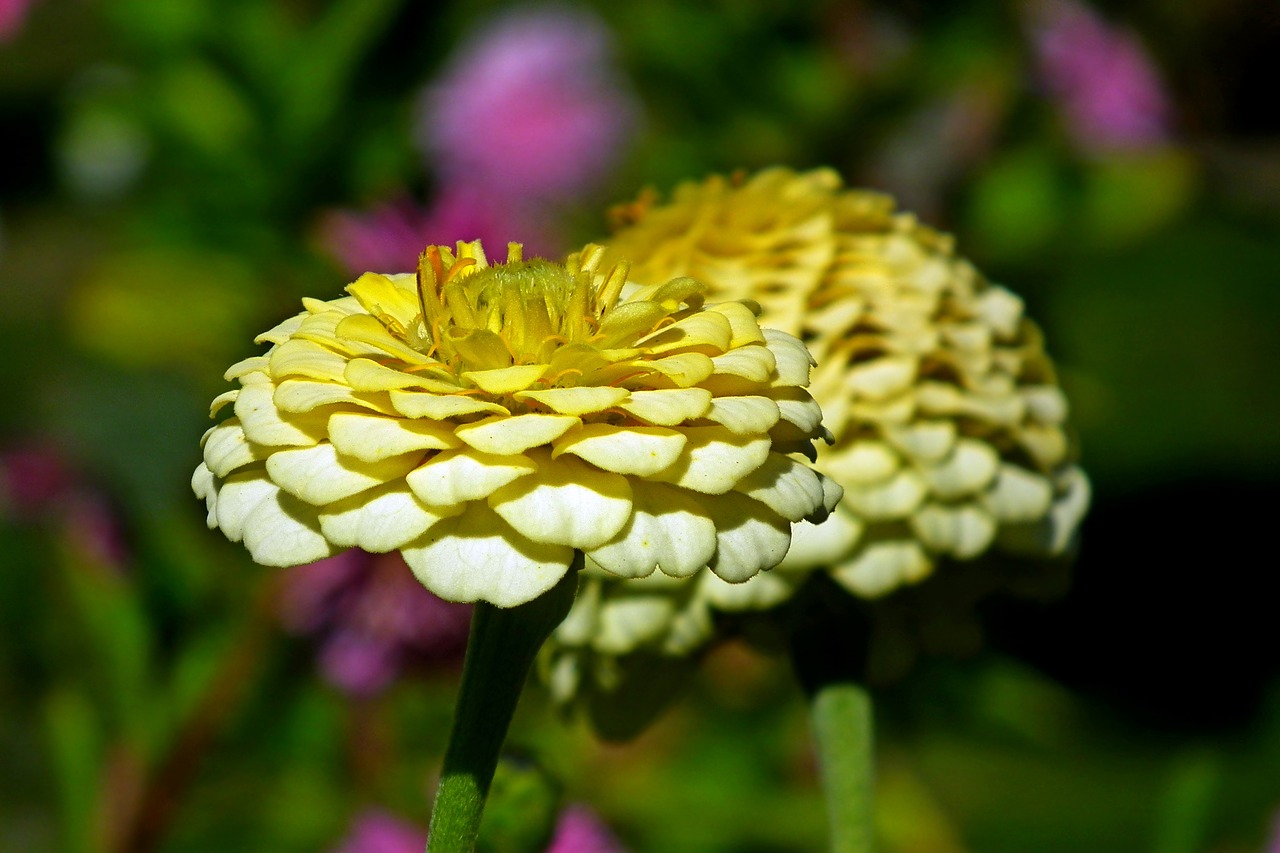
427, 557, 580, 852
788, 581, 876, 853
808, 679, 875, 853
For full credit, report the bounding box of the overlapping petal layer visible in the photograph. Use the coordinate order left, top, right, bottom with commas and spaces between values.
195, 240, 837, 607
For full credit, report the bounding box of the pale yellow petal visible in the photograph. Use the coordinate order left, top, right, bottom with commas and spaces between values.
586, 481, 717, 578
335, 313, 434, 364
709, 345, 776, 383
699, 568, 801, 611
910, 502, 997, 559
214, 468, 277, 542
648, 425, 771, 494
402, 504, 573, 606
345, 272, 421, 331
635, 311, 732, 354
980, 464, 1054, 523
777, 506, 864, 571
462, 364, 549, 394
702, 395, 781, 435
254, 312, 306, 345
823, 441, 900, 485
553, 424, 686, 476
405, 448, 537, 506
201, 419, 268, 478
234, 381, 330, 447
344, 358, 459, 393
918, 438, 999, 500
389, 390, 509, 420
637, 352, 715, 387
455, 413, 579, 455
515, 386, 630, 416
273, 379, 396, 415
842, 469, 927, 520
489, 452, 633, 550
706, 491, 791, 583
615, 388, 712, 425
241, 484, 339, 567
763, 328, 813, 386
266, 442, 422, 505
846, 356, 917, 401
707, 301, 766, 347
318, 482, 461, 551
831, 540, 931, 598
224, 355, 270, 381
883, 420, 956, 464
733, 454, 828, 522
328, 411, 461, 462
268, 338, 349, 383
209, 389, 239, 417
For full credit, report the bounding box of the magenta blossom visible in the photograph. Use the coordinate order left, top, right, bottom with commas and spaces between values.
330, 806, 625, 853
279, 550, 472, 697
321, 186, 559, 278
0, 0, 36, 42
1027, 0, 1172, 153
417, 5, 640, 201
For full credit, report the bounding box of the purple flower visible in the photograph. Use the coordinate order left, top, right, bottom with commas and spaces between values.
546, 804, 627, 853
0, 0, 36, 42
321, 186, 559, 278
1027, 0, 1172, 153
417, 5, 640, 201
330, 811, 426, 853
279, 550, 472, 697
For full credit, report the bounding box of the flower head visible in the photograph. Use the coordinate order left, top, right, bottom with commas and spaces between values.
194, 240, 837, 607
541, 168, 1088, 720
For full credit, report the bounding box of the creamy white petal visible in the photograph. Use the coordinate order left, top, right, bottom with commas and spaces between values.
706, 491, 792, 583
980, 464, 1054, 523
918, 438, 999, 500
831, 540, 931, 598
515, 386, 630, 415
214, 468, 278, 542
593, 596, 679, 654
842, 469, 927, 520
402, 504, 573, 607
455, 413, 579, 455
702, 396, 781, 435
234, 381, 330, 447
776, 506, 864, 571
699, 568, 801, 611
648, 426, 771, 494
318, 482, 461, 551
191, 462, 218, 527
615, 388, 712, 425
733, 454, 827, 522
490, 452, 632, 550
389, 390, 509, 420
328, 411, 460, 462
910, 502, 997, 559
773, 388, 824, 435
266, 443, 422, 505
241, 485, 340, 567
202, 419, 268, 478
405, 448, 537, 506
587, 481, 717, 579
553, 425, 686, 477
846, 356, 917, 401
823, 441, 900, 485
764, 328, 813, 386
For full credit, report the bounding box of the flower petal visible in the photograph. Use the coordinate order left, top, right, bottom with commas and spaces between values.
234, 381, 331, 446
402, 504, 573, 606
702, 395, 781, 435
707, 301, 767, 347
268, 338, 349, 383
763, 328, 812, 386
241, 484, 340, 567
389, 390, 509, 420
777, 506, 864, 571
202, 419, 268, 477
648, 425, 771, 494
405, 448, 537, 506
831, 541, 931, 598
515, 386, 630, 416
462, 364, 549, 394
328, 411, 461, 462
489, 452, 633, 550
586, 481, 717, 578
705, 491, 791, 583
699, 567, 802, 611
553, 424, 686, 476
615, 388, 712, 425
455, 413, 579, 455
344, 358, 459, 393
918, 438, 999, 499
733, 454, 827, 522
910, 502, 997, 559
638, 352, 714, 387
273, 379, 397, 415
266, 443, 423, 505
214, 468, 277, 542
842, 469, 927, 520
709, 345, 776, 383
318, 481, 461, 551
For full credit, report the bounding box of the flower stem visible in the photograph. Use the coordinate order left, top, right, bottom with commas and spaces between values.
427, 557, 580, 852
788, 582, 876, 853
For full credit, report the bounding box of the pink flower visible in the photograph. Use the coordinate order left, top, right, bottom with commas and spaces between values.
330, 811, 425, 853
0, 0, 36, 42
417, 5, 640, 201
320, 186, 559, 278
279, 550, 472, 697
1027, 0, 1172, 153
546, 804, 627, 853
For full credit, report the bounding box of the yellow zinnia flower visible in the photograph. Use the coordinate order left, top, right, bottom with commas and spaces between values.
540, 169, 1089, 724
193, 241, 839, 608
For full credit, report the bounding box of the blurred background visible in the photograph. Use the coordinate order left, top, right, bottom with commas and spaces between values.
2, 0, 1279, 850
